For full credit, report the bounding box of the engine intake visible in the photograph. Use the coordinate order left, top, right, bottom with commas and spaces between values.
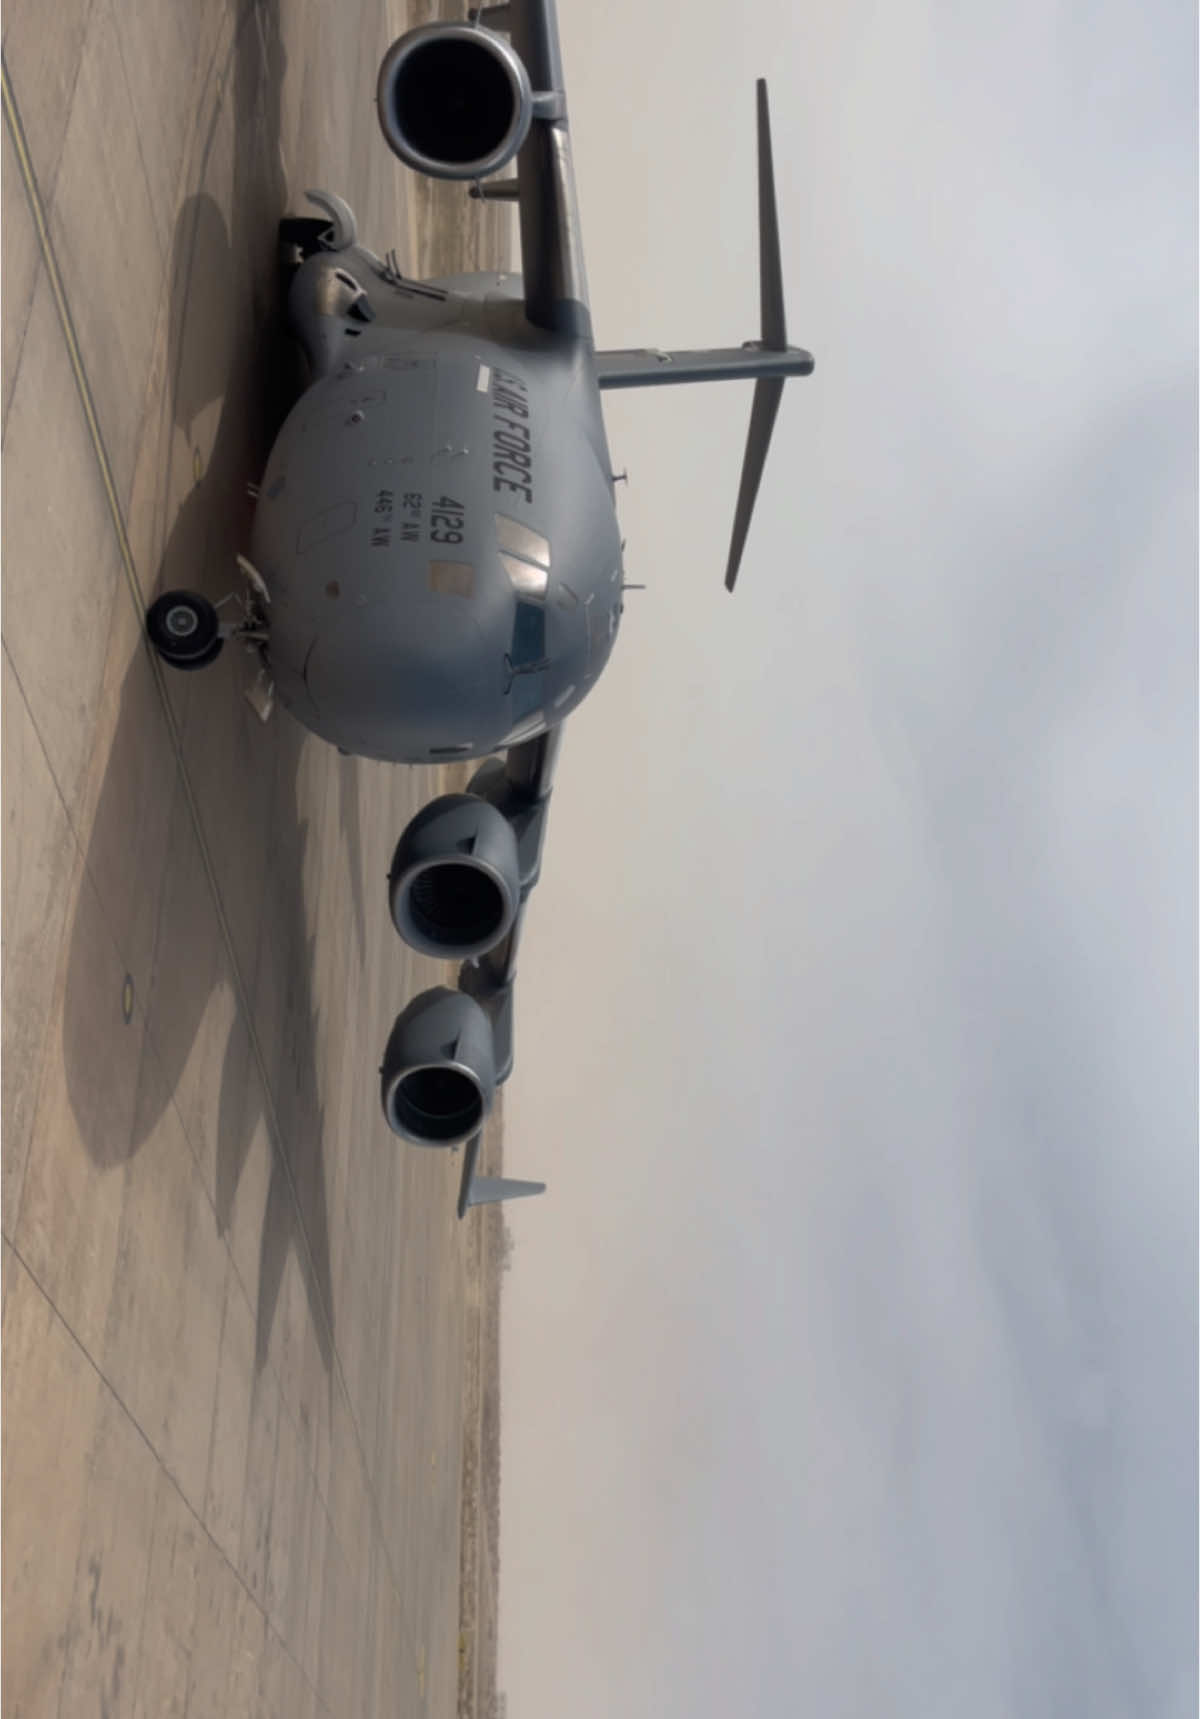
381, 987, 497, 1145
376, 24, 533, 181
389, 793, 520, 959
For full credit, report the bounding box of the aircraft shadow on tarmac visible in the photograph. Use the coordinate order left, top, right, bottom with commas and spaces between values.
62, 0, 368, 1381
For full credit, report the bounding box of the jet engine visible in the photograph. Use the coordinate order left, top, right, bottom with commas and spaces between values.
381, 987, 497, 1145
376, 23, 534, 181
388, 793, 520, 959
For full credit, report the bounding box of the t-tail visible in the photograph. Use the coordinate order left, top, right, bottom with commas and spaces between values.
592, 80, 813, 590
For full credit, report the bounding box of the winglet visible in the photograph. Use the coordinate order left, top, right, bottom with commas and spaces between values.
456, 1132, 546, 1218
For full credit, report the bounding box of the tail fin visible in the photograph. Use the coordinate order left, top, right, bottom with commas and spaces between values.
456, 1132, 546, 1217
592, 82, 812, 591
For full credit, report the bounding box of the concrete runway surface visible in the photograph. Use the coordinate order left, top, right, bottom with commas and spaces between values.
2, 1, 508, 1713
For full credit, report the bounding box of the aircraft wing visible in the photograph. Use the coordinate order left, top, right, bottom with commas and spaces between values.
483, 0, 592, 339
452, 725, 562, 1212
446, 2, 589, 1211
456, 723, 563, 1074
373, 17, 815, 1211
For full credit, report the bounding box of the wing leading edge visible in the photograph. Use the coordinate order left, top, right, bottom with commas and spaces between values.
378, 16, 813, 1209
473, 0, 591, 338
452, 726, 563, 1213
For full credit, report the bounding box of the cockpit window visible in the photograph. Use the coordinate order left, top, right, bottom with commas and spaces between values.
495, 515, 550, 568
507, 601, 547, 722
586, 601, 608, 656
511, 600, 546, 668
501, 554, 548, 600
497, 515, 550, 600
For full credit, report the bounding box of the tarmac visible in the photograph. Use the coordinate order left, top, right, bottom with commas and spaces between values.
2, 1, 507, 1713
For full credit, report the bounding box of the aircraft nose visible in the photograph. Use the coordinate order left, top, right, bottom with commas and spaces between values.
304, 600, 494, 755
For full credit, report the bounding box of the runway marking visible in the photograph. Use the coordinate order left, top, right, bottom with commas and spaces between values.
1, 46, 341, 1410
3, 39, 457, 1649
2, 56, 142, 612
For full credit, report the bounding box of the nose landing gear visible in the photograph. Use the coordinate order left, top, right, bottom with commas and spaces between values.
145, 590, 224, 669
145, 556, 274, 719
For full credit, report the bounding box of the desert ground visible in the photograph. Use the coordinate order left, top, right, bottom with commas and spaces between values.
3, 1, 509, 1713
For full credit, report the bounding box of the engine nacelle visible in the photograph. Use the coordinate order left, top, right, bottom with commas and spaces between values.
381, 986, 497, 1145
376, 23, 533, 181
389, 793, 520, 959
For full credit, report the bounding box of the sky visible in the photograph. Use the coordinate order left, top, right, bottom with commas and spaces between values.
493, 2, 1197, 1715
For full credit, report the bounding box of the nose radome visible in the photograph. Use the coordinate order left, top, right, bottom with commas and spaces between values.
305, 601, 494, 751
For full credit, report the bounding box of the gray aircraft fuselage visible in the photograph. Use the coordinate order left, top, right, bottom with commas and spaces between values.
143, 5, 814, 1207
252, 252, 623, 763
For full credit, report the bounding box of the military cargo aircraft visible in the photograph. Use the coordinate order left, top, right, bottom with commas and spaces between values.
145, 0, 814, 1214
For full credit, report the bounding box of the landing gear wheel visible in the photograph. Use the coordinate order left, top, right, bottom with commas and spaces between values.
146, 590, 223, 670
170, 634, 224, 672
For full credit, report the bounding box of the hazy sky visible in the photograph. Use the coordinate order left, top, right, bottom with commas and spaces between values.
493, 3, 1197, 1714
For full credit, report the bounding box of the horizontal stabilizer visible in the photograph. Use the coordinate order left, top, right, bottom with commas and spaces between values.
725, 374, 783, 590
456, 1132, 546, 1217
724, 79, 797, 593
592, 81, 812, 590
595, 346, 812, 389
461, 1176, 547, 1213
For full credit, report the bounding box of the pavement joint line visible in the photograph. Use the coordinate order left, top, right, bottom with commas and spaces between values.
0, 639, 112, 1244
3, 1237, 326, 1709
1, 42, 340, 1390
4, 57, 450, 1641
0, 644, 342, 1590
1, 57, 141, 614
126, 1426, 167, 1719
1, 56, 410, 1610
109, 20, 169, 279
3, 641, 307, 1493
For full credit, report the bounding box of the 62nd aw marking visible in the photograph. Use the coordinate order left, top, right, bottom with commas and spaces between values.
369, 490, 463, 548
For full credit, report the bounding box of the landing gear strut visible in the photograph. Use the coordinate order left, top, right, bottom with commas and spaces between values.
145, 556, 273, 719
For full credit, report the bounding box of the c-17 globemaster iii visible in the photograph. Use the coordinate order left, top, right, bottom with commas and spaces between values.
144, 0, 814, 1214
